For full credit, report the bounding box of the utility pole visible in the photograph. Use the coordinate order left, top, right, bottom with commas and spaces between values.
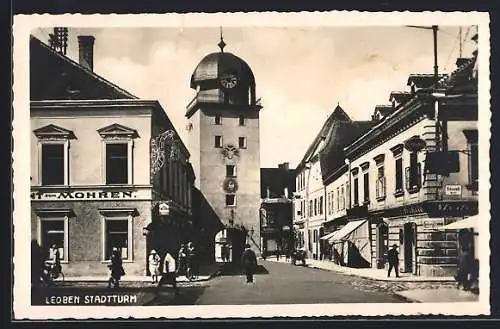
406, 25, 439, 83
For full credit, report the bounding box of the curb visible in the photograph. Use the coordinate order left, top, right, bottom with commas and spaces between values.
265, 258, 455, 283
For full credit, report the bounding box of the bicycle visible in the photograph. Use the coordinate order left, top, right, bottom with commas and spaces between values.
43, 261, 65, 286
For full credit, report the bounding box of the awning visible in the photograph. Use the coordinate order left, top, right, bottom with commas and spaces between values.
320, 231, 336, 241
328, 220, 367, 243
441, 215, 479, 230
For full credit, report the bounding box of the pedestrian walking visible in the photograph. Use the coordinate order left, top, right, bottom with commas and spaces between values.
177, 243, 188, 275
456, 248, 473, 290
159, 251, 179, 296
387, 244, 399, 278
241, 243, 258, 284
108, 248, 125, 289
221, 243, 229, 263
148, 249, 161, 284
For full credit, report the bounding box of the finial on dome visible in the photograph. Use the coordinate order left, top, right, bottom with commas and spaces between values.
218, 27, 226, 53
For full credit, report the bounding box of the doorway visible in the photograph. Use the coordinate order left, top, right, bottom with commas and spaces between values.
376, 223, 388, 269
402, 222, 417, 274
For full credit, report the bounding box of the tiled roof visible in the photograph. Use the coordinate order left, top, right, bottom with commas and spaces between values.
374, 105, 394, 117
389, 91, 412, 104
30, 35, 137, 101
443, 57, 477, 91
319, 120, 377, 183
297, 104, 351, 170
407, 74, 446, 89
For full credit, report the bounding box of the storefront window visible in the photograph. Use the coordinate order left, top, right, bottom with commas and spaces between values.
105, 219, 129, 260
40, 219, 65, 260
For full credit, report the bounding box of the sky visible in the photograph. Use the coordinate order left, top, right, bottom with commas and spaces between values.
32, 26, 477, 169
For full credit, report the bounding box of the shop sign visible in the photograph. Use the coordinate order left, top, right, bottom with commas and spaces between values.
31, 190, 136, 201
423, 218, 444, 229
158, 202, 170, 216
404, 136, 426, 152
445, 185, 462, 196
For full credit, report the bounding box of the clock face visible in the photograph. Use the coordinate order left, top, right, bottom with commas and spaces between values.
220, 73, 238, 89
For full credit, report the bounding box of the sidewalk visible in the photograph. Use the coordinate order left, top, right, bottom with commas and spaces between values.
397, 287, 479, 303
265, 256, 454, 282
62, 262, 224, 283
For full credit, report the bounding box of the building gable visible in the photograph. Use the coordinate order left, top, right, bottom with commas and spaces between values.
33, 124, 76, 139
97, 123, 139, 139
30, 36, 137, 101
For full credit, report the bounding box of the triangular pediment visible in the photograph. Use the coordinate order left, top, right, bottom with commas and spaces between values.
33, 124, 75, 139
97, 123, 139, 138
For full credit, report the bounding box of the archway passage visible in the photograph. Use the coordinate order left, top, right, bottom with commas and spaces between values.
214, 228, 247, 264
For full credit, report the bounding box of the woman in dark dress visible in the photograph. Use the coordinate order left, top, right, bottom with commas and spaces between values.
108, 248, 125, 289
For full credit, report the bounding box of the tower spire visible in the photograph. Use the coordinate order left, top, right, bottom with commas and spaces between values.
218, 27, 226, 53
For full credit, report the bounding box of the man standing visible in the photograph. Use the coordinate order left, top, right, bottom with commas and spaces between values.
241, 243, 258, 284
387, 244, 399, 278
160, 250, 179, 296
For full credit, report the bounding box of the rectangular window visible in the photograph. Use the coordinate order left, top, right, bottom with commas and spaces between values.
464, 130, 478, 190
40, 219, 66, 260
215, 115, 222, 125
41, 144, 65, 185
363, 173, 370, 203
309, 200, 313, 217
353, 177, 359, 205
319, 196, 323, 215
238, 137, 247, 149
106, 143, 128, 184
215, 136, 223, 148
395, 158, 403, 194
226, 165, 237, 177
341, 185, 345, 210
105, 219, 129, 261
376, 165, 386, 200
226, 194, 236, 207
405, 152, 422, 193
337, 187, 340, 211
314, 199, 317, 216
239, 115, 245, 126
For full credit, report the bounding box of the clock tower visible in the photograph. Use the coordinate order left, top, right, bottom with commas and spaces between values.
186, 34, 262, 260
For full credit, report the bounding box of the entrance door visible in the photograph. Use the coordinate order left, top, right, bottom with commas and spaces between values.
376, 224, 388, 269
403, 222, 417, 274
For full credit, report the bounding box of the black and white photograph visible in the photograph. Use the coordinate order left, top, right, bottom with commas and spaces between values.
12, 12, 490, 319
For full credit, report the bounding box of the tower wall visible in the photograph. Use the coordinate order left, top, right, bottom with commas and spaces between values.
197, 108, 261, 254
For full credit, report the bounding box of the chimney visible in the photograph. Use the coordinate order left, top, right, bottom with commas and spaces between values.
78, 35, 95, 71
279, 162, 290, 170
266, 187, 270, 199
284, 187, 289, 199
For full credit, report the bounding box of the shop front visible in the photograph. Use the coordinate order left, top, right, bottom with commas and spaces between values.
31, 186, 152, 276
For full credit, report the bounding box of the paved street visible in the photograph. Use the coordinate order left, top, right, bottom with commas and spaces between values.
34, 260, 468, 306
148, 260, 415, 305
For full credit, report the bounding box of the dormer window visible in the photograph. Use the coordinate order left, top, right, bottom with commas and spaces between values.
33, 124, 75, 186
98, 123, 138, 185
215, 115, 222, 125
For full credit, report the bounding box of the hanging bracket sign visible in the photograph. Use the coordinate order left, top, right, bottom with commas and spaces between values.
159, 202, 170, 216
